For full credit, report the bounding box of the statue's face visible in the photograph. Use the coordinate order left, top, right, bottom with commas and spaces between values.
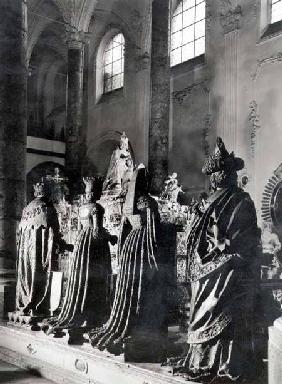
85, 192, 92, 202
120, 139, 128, 150
210, 170, 237, 190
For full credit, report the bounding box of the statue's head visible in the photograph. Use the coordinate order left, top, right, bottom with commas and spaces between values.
202, 137, 244, 191
83, 177, 95, 202
120, 132, 129, 150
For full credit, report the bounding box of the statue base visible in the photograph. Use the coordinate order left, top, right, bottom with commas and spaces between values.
124, 332, 167, 363
0, 323, 195, 384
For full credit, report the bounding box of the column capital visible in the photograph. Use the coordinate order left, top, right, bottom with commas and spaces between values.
65, 29, 90, 50
220, 5, 242, 34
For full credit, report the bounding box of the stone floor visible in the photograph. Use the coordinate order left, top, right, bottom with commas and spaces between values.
0, 360, 54, 383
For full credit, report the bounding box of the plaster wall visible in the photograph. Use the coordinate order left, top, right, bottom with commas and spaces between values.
85, 0, 152, 176
169, 0, 282, 221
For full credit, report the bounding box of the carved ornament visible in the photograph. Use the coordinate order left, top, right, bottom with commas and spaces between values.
248, 100, 260, 158
252, 52, 282, 81
135, 52, 150, 72
202, 113, 212, 156
172, 80, 210, 104
220, 3, 242, 34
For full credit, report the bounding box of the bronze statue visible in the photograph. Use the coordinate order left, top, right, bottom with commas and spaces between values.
42, 177, 117, 343
16, 181, 67, 317
90, 166, 168, 361
170, 138, 261, 382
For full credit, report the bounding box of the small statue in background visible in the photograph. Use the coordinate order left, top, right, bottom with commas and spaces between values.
261, 221, 282, 279
15, 181, 67, 319
161, 173, 183, 203
102, 132, 133, 196
42, 177, 117, 344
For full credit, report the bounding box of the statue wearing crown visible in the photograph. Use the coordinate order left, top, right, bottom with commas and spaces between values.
168, 138, 261, 382
102, 132, 134, 197
15, 181, 67, 320
42, 177, 117, 344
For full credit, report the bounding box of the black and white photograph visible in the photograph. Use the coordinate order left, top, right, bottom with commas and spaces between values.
0, 1, 281, 383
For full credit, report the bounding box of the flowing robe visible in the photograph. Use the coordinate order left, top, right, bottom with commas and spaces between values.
43, 202, 112, 333
102, 146, 132, 193
176, 187, 260, 382
90, 196, 167, 356
16, 197, 61, 315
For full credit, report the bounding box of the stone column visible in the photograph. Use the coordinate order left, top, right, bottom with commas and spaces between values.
0, 0, 27, 317
220, 5, 242, 151
269, 317, 282, 384
65, 31, 86, 182
148, 0, 170, 195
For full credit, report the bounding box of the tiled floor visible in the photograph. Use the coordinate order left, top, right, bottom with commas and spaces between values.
0, 360, 54, 384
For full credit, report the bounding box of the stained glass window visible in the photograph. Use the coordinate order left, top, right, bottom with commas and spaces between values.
103, 33, 125, 93
171, 0, 205, 67
271, 0, 282, 23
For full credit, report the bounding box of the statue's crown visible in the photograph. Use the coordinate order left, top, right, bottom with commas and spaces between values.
120, 132, 128, 146
83, 177, 95, 193
202, 137, 244, 175
33, 182, 45, 197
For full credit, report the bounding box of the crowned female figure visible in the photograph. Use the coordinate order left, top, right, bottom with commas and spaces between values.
90, 166, 168, 360
171, 138, 261, 382
43, 177, 116, 342
102, 132, 133, 195
16, 181, 64, 317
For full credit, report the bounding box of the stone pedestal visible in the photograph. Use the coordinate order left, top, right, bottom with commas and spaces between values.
0, 324, 195, 384
269, 317, 282, 384
0, 0, 27, 318
65, 33, 86, 182
149, 0, 170, 194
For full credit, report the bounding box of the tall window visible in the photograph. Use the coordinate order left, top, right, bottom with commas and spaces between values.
103, 33, 125, 93
171, 0, 205, 67
271, 0, 282, 23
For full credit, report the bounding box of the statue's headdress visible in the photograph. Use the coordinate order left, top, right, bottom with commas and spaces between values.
83, 177, 95, 194
33, 181, 46, 197
120, 132, 129, 148
202, 137, 244, 176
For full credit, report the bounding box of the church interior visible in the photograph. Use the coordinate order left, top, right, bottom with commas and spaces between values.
1, 0, 282, 383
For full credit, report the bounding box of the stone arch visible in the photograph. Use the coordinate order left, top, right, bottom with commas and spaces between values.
82, 130, 135, 177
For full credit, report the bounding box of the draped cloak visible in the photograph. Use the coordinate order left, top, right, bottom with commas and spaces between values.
89, 196, 167, 355
16, 197, 61, 315
43, 202, 112, 333
176, 187, 260, 382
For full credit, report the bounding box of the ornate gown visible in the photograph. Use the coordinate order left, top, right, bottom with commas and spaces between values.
175, 187, 260, 382
43, 202, 112, 333
90, 195, 167, 356
16, 196, 61, 315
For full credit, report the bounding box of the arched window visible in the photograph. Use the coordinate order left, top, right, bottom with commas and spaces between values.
171, 0, 205, 67
103, 33, 125, 93
271, 0, 282, 23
